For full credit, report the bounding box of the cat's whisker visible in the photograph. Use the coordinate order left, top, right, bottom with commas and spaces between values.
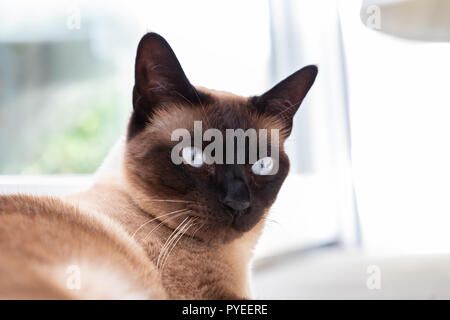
143, 210, 191, 242
157, 216, 190, 269
147, 199, 194, 203
275, 99, 301, 117
172, 90, 195, 107
131, 208, 189, 239
157, 217, 197, 270
265, 217, 280, 225
159, 218, 195, 266
159, 222, 192, 270
172, 89, 211, 128
193, 90, 211, 128
175, 85, 211, 129
190, 221, 205, 241
159, 218, 198, 271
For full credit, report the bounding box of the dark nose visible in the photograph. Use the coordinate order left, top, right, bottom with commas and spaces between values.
222, 178, 250, 212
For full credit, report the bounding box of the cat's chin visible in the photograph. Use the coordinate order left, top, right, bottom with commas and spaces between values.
193, 227, 244, 245
188, 217, 262, 245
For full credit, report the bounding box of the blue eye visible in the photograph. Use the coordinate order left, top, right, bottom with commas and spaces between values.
181, 147, 204, 168
251, 157, 274, 175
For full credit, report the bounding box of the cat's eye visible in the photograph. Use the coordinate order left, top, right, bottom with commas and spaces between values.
181, 146, 204, 168
251, 157, 274, 175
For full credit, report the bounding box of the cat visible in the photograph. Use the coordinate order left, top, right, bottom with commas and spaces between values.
0, 33, 317, 299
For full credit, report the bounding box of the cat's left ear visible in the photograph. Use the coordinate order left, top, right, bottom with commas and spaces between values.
251, 65, 318, 135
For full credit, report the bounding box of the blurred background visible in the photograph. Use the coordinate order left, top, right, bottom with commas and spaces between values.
1, 0, 450, 299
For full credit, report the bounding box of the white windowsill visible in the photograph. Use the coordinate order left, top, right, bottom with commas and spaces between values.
0, 175, 93, 196
0, 174, 338, 260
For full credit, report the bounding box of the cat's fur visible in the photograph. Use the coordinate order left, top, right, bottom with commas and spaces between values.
0, 33, 317, 299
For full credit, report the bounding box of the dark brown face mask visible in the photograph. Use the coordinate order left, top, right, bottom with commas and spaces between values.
125, 32, 318, 243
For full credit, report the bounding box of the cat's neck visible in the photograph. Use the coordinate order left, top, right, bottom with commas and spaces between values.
92, 135, 127, 187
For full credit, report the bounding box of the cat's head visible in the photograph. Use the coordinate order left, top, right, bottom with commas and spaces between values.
124, 33, 317, 244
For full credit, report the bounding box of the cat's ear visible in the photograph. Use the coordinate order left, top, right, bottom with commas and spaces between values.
130, 33, 197, 136
251, 65, 318, 135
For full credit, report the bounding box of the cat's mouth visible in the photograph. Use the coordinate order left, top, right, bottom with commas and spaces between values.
230, 208, 250, 228
222, 206, 261, 234
153, 199, 260, 244
173, 205, 255, 243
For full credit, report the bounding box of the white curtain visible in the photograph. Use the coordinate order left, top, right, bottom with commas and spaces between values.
256, 0, 359, 258
340, 0, 450, 254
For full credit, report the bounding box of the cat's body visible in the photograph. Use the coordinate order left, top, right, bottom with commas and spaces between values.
0, 138, 255, 299
0, 33, 317, 299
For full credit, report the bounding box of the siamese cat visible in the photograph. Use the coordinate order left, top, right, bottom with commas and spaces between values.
0, 33, 317, 299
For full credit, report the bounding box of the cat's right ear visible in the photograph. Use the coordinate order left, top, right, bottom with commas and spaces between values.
130, 33, 197, 137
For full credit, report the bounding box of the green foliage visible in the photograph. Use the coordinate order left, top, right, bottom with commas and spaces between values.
21, 94, 128, 174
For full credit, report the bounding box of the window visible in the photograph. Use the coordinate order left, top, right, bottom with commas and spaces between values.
0, 0, 357, 258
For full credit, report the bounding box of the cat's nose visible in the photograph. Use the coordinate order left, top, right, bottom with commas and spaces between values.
223, 197, 250, 212
222, 178, 250, 212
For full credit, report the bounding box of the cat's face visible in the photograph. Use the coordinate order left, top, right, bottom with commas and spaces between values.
124, 33, 317, 244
